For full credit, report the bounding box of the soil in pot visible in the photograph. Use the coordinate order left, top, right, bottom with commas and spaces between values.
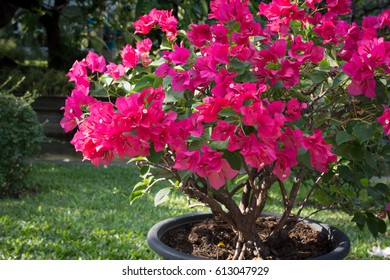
161, 216, 333, 260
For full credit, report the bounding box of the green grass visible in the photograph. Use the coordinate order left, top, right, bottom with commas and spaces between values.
0, 162, 388, 259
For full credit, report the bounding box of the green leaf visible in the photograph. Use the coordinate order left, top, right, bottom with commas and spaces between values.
377, 219, 387, 234
130, 190, 145, 204
364, 151, 378, 170
219, 108, 237, 118
309, 70, 326, 84
335, 131, 356, 145
337, 165, 355, 181
318, 60, 332, 71
229, 58, 249, 74
222, 150, 242, 171
139, 165, 150, 177
147, 143, 163, 164
234, 174, 248, 184
133, 74, 156, 92
162, 76, 173, 89
331, 72, 348, 89
210, 140, 229, 150
149, 57, 166, 67
367, 187, 384, 200
351, 212, 366, 230
366, 212, 383, 238
128, 156, 147, 163
91, 81, 107, 97
200, 0, 208, 14
153, 76, 163, 88
312, 189, 333, 206
297, 149, 312, 170
154, 187, 171, 206
353, 123, 377, 143
374, 183, 390, 196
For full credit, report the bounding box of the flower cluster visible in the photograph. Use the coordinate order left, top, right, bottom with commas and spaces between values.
62, 0, 390, 241
62, 0, 390, 186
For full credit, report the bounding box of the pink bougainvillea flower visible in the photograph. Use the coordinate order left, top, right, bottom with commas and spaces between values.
134, 8, 178, 40
258, 0, 303, 21
207, 159, 239, 190
285, 98, 307, 122
155, 63, 175, 78
136, 38, 153, 66
326, 0, 352, 15
269, 59, 300, 89
342, 53, 376, 98
240, 101, 266, 126
240, 133, 277, 170
204, 43, 230, 64
194, 56, 218, 81
173, 149, 201, 172
171, 71, 191, 92
114, 134, 150, 158
386, 202, 390, 212
163, 43, 191, 65
105, 62, 126, 80
337, 23, 363, 60
60, 87, 95, 132
211, 120, 237, 141
302, 130, 338, 172
280, 127, 304, 152
357, 38, 389, 68
273, 149, 298, 181
211, 25, 229, 44
195, 145, 238, 190
306, 0, 322, 9
187, 24, 212, 48
133, 14, 156, 35
121, 44, 139, 68
181, 112, 203, 138
211, 68, 237, 98
197, 97, 229, 123
314, 20, 338, 44
195, 145, 224, 178
150, 9, 178, 40
115, 94, 144, 130
378, 9, 390, 28
377, 108, 390, 135
209, 0, 251, 24
66, 60, 89, 89
85, 51, 106, 73
289, 35, 325, 63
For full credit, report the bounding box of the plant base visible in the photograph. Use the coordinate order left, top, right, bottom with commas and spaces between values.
147, 212, 350, 260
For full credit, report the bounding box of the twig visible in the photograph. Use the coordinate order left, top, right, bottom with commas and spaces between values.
296, 173, 324, 217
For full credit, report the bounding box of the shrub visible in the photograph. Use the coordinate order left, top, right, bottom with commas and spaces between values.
0, 93, 44, 198
0, 67, 73, 96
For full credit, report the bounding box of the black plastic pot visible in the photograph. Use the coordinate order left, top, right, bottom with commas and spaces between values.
147, 212, 351, 260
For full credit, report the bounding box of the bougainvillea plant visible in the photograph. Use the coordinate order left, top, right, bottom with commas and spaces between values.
61, 0, 390, 259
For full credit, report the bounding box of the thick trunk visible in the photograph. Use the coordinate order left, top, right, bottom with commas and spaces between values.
39, 0, 68, 69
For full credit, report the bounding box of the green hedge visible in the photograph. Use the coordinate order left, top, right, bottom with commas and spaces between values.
0, 67, 73, 96
0, 93, 44, 198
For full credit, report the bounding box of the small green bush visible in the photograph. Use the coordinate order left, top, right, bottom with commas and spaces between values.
0, 93, 44, 198
0, 67, 73, 96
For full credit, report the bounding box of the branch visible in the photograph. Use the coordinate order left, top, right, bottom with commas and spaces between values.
278, 180, 288, 209
296, 173, 324, 217
179, 177, 237, 228
270, 168, 305, 238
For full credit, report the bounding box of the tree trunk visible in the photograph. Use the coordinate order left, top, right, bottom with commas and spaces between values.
39, 0, 68, 69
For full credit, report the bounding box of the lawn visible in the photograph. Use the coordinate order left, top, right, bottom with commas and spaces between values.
0, 161, 388, 259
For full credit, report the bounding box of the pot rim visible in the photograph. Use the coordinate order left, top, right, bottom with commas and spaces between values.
147, 212, 351, 260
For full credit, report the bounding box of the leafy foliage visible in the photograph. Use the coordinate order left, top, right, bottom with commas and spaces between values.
0, 93, 44, 197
